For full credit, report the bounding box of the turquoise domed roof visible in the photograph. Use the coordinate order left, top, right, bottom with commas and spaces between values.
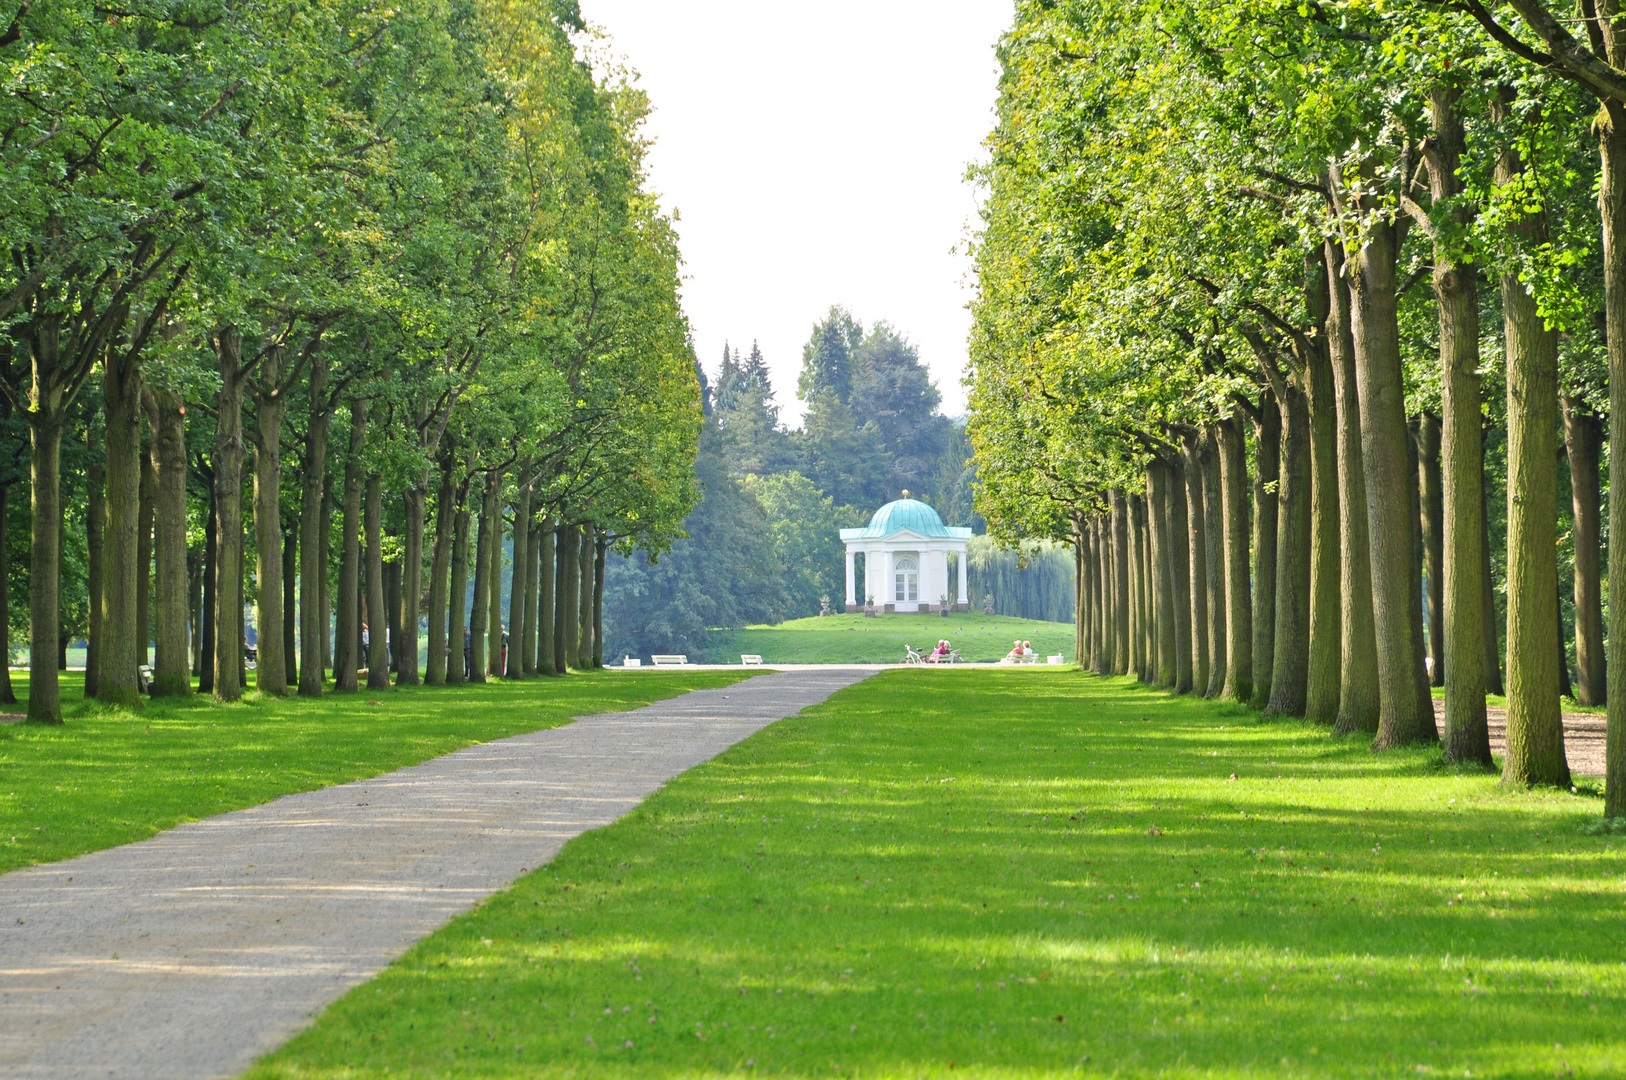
840, 497, 971, 541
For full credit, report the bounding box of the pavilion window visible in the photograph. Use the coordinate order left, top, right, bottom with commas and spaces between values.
895, 556, 919, 603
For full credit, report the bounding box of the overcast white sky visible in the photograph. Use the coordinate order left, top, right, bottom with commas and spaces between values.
578, 1, 1013, 425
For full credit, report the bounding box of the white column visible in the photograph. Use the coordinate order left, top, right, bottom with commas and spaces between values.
845, 546, 856, 608
880, 549, 894, 608
957, 543, 968, 606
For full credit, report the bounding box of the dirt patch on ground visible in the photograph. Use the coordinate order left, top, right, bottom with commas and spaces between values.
1433, 699, 1605, 779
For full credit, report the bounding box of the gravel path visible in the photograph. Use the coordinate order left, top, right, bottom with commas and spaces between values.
1431, 699, 1607, 778
0, 669, 874, 1080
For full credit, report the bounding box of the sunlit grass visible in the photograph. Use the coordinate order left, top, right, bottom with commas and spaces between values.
0, 670, 750, 875
249, 669, 1626, 1079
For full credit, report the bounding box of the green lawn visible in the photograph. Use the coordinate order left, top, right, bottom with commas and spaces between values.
0, 670, 750, 876
250, 669, 1625, 1080
708, 613, 1074, 664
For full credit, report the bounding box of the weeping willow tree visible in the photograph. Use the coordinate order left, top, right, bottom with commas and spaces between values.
966, 536, 1075, 623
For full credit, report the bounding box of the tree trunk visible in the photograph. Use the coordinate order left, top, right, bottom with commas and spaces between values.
1166, 458, 1193, 693
1347, 216, 1431, 746
334, 400, 365, 692
1074, 523, 1087, 670
1558, 583, 1575, 702
1417, 414, 1446, 686
579, 522, 596, 668
1435, 88, 1492, 763
397, 483, 424, 687
522, 522, 540, 675
386, 559, 402, 675
1147, 464, 1177, 688
0, 488, 17, 702
298, 357, 329, 696
1182, 437, 1210, 695
1217, 414, 1253, 702
1110, 489, 1130, 676
557, 522, 580, 672
1127, 495, 1145, 682
137, 421, 154, 678
151, 390, 191, 696
486, 473, 505, 678
1502, 181, 1570, 786
507, 480, 531, 678
1304, 332, 1341, 723
468, 471, 495, 683
320, 477, 332, 675
1266, 382, 1311, 717
538, 519, 557, 676
364, 472, 388, 690
24, 315, 67, 723
1604, 103, 1626, 818
1250, 396, 1279, 710
1094, 515, 1112, 675
282, 520, 298, 688
84, 432, 103, 701
200, 483, 216, 695
425, 461, 454, 686
1202, 429, 1227, 697
251, 350, 287, 697
1481, 457, 1505, 696
594, 535, 606, 668
100, 345, 143, 707
447, 479, 471, 685
1564, 398, 1606, 706
1407, 424, 1439, 740
189, 548, 202, 678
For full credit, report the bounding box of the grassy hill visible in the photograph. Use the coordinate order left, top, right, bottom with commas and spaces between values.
706, 612, 1074, 664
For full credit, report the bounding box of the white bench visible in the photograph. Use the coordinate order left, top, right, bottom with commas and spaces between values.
1047, 654, 1065, 665
650, 654, 688, 667
622, 657, 641, 667
740, 654, 763, 666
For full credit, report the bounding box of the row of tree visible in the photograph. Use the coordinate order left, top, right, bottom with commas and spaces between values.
2, 0, 701, 722
966, 0, 1625, 817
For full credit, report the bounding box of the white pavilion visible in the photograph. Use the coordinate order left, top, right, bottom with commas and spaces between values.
840, 495, 972, 613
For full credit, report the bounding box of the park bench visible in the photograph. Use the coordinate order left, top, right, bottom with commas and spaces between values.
622, 657, 642, 667
1047, 654, 1065, 665
650, 654, 688, 666
740, 654, 763, 666
138, 664, 152, 693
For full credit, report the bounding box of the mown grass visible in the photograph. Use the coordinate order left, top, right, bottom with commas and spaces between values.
250, 669, 1626, 1079
0, 670, 750, 875
708, 613, 1074, 665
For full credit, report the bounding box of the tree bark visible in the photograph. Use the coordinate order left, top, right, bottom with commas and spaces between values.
364, 471, 388, 690
594, 535, 606, 668
334, 400, 365, 692
556, 522, 580, 672
425, 459, 455, 685
1182, 435, 1210, 695
447, 478, 471, 685
1346, 214, 1431, 746
1417, 414, 1446, 686
1407, 423, 1439, 739
24, 316, 68, 723
200, 482, 216, 695
506, 479, 531, 678
250, 349, 287, 697
320, 477, 332, 675
137, 419, 154, 677
151, 390, 191, 696
189, 548, 202, 678
522, 522, 540, 675
1110, 489, 1130, 676
1094, 515, 1112, 675
538, 519, 557, 676
486, 472, 505, 677
397, 482, 424, 686
1558, 582, 1575, 702
298, 356, 329, 696
1250, 396, 1279, 710
1201, 429, 1227, 697
1166, 457, 1193, 693
100, 344, 143, 707
1267, 381, 1311, 717
579, 522, 596, 668
1482, 457, 1505, 696
84, 431, 103, 701
1605, 102, 1626, 818
468, 471, 495, 683
1147, 463, 1178, 688
1305, 329, 1342, 723
282, 518, 298, 688
1218, 415, 1253, 702
1564, 398, 1605, 706
1127, 495, 1145, 682
1501, 174, 1570, 786
1074, 521, 1087, 671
